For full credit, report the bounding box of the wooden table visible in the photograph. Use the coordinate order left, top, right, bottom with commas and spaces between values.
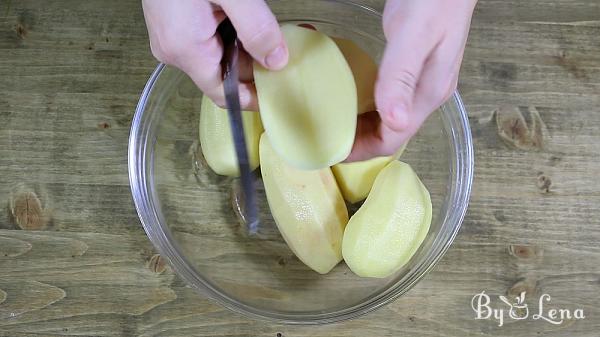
1, 0, 599, 336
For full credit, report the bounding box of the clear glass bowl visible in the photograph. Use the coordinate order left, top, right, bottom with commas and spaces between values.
129, 0, 473, 324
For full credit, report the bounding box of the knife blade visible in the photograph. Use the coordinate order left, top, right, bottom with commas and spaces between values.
218, 18, 259, 234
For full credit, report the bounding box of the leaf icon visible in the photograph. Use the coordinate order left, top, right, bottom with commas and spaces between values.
516, 291, 526, 305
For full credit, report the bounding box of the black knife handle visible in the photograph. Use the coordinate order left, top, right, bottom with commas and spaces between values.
217, 18, 237, 47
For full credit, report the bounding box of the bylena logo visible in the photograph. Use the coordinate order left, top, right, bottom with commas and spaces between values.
471, 291, 585, 327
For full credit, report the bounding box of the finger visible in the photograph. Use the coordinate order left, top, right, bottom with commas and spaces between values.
172, 5, 256, 110
375, 21, 439, 132
147, 0, 224, 100
178, 27, 257, 111
213, 0, 288, 70
411, 28, 468, 129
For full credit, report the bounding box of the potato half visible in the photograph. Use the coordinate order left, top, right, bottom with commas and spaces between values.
254, 25, 357, 170
342, 161, 432, 278
332, 143, 406, 203
199, 95, 263, 176
260, 134, 348, 274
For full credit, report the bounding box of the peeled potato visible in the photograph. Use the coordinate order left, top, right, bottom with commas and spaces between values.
199, 95, 263, 176
254, 25, 357, 170
334, 38, 378, 114
332, 143, 407, 203
342, 161, 432, 278
332, 157, 392, 204
260, 134, 348, 274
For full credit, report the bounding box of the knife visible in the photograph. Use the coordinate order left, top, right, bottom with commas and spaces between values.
218, 18, 260, 234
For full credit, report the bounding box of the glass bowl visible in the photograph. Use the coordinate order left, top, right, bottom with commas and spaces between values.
129, 0, 473, 324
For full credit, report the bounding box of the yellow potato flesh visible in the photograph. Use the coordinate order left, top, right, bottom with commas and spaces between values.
332, 143, 407, 203
342, 161, 432, 278
260, 134, 348, 274
199, 95, 263, 176
254, 25, 357, 170
334, 38, 378, 114
332, 156, 392, 204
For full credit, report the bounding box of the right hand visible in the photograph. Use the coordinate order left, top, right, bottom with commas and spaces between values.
142, 0, 289, 111
347, 0, 476, 161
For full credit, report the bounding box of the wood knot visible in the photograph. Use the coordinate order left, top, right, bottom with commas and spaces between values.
493, 210, 506, 222
15, 23, 27, 39
536, 173, 552, 193
97, 122, 111, 129
276, 333, 283, 337
548, 155, 562, 166
496, 106, 547, 151
147, 254, 167, 274
14, 9, 35, 40
554, 50, 588, 80
509, 245, 541, 259
480, 62, 517, 88
277, 256, 287, 267
9, 190, 49, 230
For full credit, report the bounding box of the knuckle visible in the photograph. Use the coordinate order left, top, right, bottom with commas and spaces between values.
390, 69, 418, 95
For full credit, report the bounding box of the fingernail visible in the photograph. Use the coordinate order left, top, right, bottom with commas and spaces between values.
388, 104, 410, 130
265, 44, 287, 70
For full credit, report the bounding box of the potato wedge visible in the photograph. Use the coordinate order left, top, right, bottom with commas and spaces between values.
342, 161, 432, 278
332, 156, 392, 204
199, 95, 263, 176
332, 143, 407, 203
260, 134, 348, 274
254, 25, 357, 169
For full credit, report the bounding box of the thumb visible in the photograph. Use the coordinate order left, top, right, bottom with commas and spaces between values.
216, 0, 288, 70
375, 27, 434, 131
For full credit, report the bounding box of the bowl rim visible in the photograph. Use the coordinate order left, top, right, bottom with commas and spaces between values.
129, 0, 474, 325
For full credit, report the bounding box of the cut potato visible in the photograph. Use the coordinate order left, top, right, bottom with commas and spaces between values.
332, 156, 392, 204
334, 38, 378, 114
199, 95, 263, 176
260, 134, 348, 274
342, 161, 432, 278
254, 25, 357, 169
332, 143, 407, 203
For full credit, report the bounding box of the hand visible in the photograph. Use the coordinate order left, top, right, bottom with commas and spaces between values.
347, 0, 477, 161
142, 0, 289, 111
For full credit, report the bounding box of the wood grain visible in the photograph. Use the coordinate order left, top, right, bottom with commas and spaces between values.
1, 0, 600, 336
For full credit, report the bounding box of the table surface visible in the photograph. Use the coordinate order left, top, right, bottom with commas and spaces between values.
1, 0, 600, 336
